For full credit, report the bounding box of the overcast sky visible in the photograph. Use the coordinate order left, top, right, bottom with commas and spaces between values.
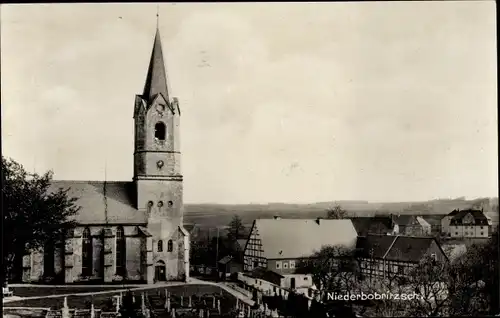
1, 2, 497, 204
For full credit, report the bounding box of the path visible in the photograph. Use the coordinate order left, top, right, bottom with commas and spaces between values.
4, 278, 254, 307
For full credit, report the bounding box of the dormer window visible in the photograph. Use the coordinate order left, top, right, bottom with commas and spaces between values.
155, 122, 166, 141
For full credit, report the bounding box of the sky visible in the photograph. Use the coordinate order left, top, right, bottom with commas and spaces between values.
1, 2, 497, 204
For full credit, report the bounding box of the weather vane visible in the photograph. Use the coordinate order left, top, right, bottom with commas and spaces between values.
156, 4, 159, 29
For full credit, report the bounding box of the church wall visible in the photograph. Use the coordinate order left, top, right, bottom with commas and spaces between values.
72, 228, 83, 282
103, 227, 116, 283
125, 236, 143, 281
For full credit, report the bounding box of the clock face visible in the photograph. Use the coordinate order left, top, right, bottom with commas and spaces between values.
156, 104, 165, 112
157, 160, 164, 169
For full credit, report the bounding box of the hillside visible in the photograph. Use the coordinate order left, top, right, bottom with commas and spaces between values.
184, 197, 498, 228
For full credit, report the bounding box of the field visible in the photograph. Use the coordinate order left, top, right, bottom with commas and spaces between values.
6, 284, 236, 310
183, 198, 498, 231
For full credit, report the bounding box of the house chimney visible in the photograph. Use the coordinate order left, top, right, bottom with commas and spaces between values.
273, 216, 281, 220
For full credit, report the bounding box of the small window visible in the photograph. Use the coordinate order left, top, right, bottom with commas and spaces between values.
168, 200, 173, 207
283, 262, 288, 269
276, 261, 282, 269
167, 240, 173, 252
158, 201, 163, 208
481, 232, 484, 235
480, 226, 483, 229
155, 122, 166, 141
430, 253, 437, 261
157, 240, 163, 252
304, 276, 308, 281
455, 232, 458, 235
289, 260, 295, 269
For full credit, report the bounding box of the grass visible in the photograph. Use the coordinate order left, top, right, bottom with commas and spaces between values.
6, 284, 237, 311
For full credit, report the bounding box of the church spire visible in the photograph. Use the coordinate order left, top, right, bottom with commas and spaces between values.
142, 26, 169, 104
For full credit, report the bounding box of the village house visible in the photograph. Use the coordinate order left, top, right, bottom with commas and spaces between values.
350, 216, 395, 236
449, 209, 491, 238
441, 210, 462, 236
355, 234, 448, 280
20, 28, 190, 284
242, 217, 358, 291
391, 215, 432, 236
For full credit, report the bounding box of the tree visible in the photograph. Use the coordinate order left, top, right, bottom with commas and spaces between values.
2, 157, 80, 281
227, 215, 245, 240
326, 205, 347, 219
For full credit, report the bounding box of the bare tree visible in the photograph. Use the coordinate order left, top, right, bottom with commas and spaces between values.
326, 205, 347, 219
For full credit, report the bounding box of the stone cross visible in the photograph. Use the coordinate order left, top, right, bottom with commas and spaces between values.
62, 297, 70, 318
115, 296, 120, 313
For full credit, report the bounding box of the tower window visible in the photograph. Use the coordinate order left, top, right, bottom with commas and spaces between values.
168, 200, 173, 207
158, 201, 164, 208
167, 240, 173, 252
158, 240, 163, 252
155, 122, 166, 141
147, 201, 153, 213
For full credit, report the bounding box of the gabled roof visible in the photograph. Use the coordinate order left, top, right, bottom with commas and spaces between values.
356, 235, 447, 263
350, 217, 393, 236
416, 216, 431, 227
450, 209, 489, 225
447, 209, 462, 217
142, 28, 169, 104
251, 218, 358, 259
48, 181, 147, 225
391, 215, 417, 226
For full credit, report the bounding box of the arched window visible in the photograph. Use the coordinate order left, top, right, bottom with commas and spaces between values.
116, 226, 126, 276
157, 240, 163, 252
168, 200, 173, 207
157, 201, 164, 208
43, 240, 55, 277
167, 240, 173, 252
147, 201, 154, 214
154, 122, 166, 141
82, 227, 93, 277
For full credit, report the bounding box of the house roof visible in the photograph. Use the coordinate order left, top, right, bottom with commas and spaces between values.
416, 216, 431, 227
356, 235, 446, 263
247, 267, 284, 281
450, 209, 489, 225
447, 209, 462, 217
48, 180, 147, 225
252, 218, 358, 259
391, 215, 416, 226
350, 217, 393, 236
218, 255, 233, 265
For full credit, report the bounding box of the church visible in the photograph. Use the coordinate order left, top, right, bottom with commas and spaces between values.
21, 27, 190, 284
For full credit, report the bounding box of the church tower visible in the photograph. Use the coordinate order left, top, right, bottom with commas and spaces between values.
134, 28, 188, 281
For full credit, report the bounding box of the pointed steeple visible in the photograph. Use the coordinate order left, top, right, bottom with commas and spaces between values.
143, 28, 169, 104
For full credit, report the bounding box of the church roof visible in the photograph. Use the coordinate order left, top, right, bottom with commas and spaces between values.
142, 28, 169, 104
48, 181, 147, 225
